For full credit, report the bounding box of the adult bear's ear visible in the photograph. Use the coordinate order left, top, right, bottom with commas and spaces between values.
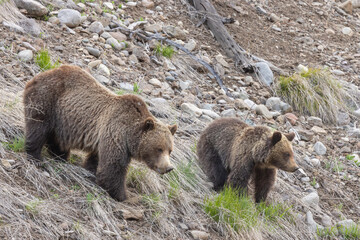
285, 132, 295, 141
143, 117, 155, 131
168, 124, 177, 135
271, 131, 282, 146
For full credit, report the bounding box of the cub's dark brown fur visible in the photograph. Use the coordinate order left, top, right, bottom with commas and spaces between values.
197, 118, 298, 203
24, 65, 177, 201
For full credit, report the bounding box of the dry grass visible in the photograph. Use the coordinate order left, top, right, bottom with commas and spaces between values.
0, 62, 315, 239
0, 0, 25, 23
276, 68, 351, 123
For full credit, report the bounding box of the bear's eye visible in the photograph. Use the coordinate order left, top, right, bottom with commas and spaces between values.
284, 153, 291, 158
157, 148, 163, 153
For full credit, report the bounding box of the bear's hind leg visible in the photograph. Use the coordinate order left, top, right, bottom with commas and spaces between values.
83, 152, 99, 174
46, 135, 69, 161
254, 167, 277, 203
198, 147, 228, 191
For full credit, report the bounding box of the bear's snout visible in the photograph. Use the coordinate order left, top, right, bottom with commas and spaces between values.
155, 153, 174, 174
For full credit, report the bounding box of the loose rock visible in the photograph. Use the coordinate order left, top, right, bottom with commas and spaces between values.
18, 50, 33, 62
58, 9, 81, 28
314, 142, 327, 155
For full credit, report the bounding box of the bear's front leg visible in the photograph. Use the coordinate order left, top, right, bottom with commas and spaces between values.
96, 160, 129, 201
254, 166, 277, 203
97, 144, 131, 201
226, 160, 255, 194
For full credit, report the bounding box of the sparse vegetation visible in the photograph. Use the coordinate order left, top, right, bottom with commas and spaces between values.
2, 136, 25, 152
317, 223, 360, 239
311, 177, 317, 187
155, 44, 176, 59
126, 165, 148, 192
276, 67, 349, 123
35, 49, 60, 71
346, 154, 360, 167
25, 198, 42, 214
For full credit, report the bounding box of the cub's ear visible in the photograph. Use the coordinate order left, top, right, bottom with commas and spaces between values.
168, 124, 177, 135
143, 117, 155, 131
285, 132, 295, 141
271, 131, 282, 146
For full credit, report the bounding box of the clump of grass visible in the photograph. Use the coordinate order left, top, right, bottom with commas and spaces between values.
2, 136, 25, 152
25, 198, 42, 215
126, 165, 148, 192
69, 154, 81, 164
155, 44, 175, 59
339, 224, 360, 239
204, 186, 258, 231
35, 49, 60, 71
256, 201, 293, 223
204, 186, 294, 232
142, 193, 163, 220
346, 154, 360, 167
276, 67, 349, 123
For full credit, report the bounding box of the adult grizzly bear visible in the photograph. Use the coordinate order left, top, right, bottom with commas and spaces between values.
24, 65, 177, 201
197, 118, 298, 203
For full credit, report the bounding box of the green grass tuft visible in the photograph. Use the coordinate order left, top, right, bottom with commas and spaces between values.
204, 186, 258, 231
204, 186, 294, 232
276, 67, 349, 123
35, 49, 60, 71
2, 136, 25, 152
155, 44, 175, 59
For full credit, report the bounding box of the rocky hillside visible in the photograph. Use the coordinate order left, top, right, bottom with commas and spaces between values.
0, 0, 359, 239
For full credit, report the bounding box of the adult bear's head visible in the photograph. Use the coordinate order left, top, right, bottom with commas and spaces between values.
138, 117, 177, 174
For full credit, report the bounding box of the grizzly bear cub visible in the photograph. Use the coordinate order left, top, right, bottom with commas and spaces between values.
23, 65, 177, 201
197, 118, 298, 203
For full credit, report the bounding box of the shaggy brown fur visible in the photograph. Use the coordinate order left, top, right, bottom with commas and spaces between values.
197, 118, 298, 203
23, 65, 177, 201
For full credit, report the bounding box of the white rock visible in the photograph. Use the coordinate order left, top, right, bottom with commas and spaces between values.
302, 192, 319, 207
58, 9, 81, 28
331, 69, 345, 76
97, 64, 110, 77
244, 99, 257, 109
202, 109, 220, 119
221, 109, 236, 117
255, 62, 273, 86
314, 141, 327, 155
106, 37, 124, 50
149, 78, 162, 88
179, 80, 191, 90
255, 104, 273, 119
189, 230, 210, 240
266, 97, 281, 111
309, 158, 321, 167
103, 2, 114, 9
18, 50, 33, 62
311, 126, 327, 135
308, 116, 323, 126
306, 211, 318, 232
297, 64, 309, 73
342, 27, 353, 36
14, 0, 48, 17
337, 219, 356, 234
88, 21, 104, 35
181, 103, 202, 117
184, 39, 197, 52
215, 54, 229, 68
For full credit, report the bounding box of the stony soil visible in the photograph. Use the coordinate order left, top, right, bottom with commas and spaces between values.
0, 0, 359, 239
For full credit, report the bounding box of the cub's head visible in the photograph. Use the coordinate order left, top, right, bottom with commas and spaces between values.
138, 117, 177, 174
266, 131, 299, 172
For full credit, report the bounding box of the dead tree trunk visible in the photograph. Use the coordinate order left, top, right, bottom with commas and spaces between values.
188, 0, 253, 72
